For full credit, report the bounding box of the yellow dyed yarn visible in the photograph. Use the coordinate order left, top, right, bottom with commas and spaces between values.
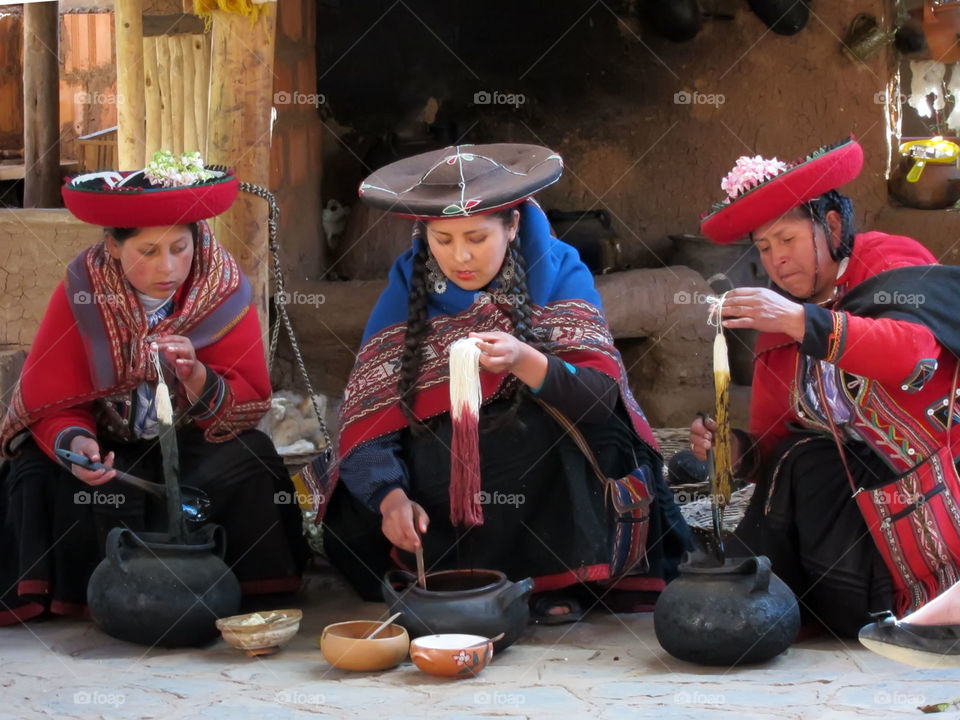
194, 0, 263, 31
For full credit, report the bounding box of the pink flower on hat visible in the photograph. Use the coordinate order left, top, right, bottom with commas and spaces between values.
719, 155, 789, 202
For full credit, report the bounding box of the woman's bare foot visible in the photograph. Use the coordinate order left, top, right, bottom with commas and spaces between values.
902, 582, 960, 626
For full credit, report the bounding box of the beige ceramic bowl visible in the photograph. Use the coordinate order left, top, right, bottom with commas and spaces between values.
319, 620, 410, 671
409, 633, 494, 678
216, 609, 302, 657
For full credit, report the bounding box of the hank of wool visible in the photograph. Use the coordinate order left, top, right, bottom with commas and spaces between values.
448, 337, 484, 528
150, 343, 174, 426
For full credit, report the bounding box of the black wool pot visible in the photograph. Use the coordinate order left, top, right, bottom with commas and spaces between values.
87, 525, 241, 648
748, 0, 809, 36
641, 0, 702, 43
654, 553, 801, 666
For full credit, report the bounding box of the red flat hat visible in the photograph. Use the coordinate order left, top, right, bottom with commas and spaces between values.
700, 137, 863, 245
62, 167, 238, 227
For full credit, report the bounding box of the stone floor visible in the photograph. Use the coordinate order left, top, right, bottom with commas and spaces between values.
3, 566, 959, 720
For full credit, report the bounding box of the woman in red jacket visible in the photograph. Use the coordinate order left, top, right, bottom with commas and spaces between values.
690, 138, 960, 637
0, 156, 307, 625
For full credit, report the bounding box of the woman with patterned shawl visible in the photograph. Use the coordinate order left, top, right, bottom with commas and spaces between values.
690, 137, 960, 641
318, 144, 691, 622
0, 155, 308, 626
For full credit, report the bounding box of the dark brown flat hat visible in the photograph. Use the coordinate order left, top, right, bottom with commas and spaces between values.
358, 143, 563, 219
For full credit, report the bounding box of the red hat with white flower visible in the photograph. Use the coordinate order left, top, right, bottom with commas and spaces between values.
62, 150, 238, 227
700, 137, 864, 245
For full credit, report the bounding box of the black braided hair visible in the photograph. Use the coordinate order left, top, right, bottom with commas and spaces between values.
799, 190, 856, 260
397, 230, 431, 429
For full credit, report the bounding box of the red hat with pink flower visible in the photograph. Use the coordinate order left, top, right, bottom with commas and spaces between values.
700, 137, 864, 245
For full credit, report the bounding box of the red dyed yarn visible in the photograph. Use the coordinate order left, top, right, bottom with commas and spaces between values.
449, 406, 483, 528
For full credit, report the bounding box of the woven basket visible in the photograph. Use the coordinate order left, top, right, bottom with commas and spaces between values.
677, 484, 755, 531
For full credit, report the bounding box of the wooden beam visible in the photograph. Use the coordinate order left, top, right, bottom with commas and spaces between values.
142, 13, 205, 36
207, 7, 277, 344
22, 0, 60, 208
115, 0, 146, 169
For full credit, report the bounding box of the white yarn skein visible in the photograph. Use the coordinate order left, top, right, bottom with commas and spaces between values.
449, 337, 483, 421
151, 343, 174, 426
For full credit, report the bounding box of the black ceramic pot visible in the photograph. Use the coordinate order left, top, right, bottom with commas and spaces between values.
748, 0, 809, 36
641, 0, 702, 42
382, 569, 534, 652
87, 524, 241, 647
653, 553, 800, 665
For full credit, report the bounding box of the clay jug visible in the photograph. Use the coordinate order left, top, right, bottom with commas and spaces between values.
87, 524, 241, 647
653, 553, 800, 665
382, 568, 534, 652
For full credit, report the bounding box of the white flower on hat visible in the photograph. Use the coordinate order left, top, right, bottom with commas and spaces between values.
719, 154, 790, 202
144, 150, 215, 188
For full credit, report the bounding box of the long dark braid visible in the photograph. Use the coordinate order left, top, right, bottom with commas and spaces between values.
485, 225, 539, 430
397, 233, 431, 429
504, 240, 538, 346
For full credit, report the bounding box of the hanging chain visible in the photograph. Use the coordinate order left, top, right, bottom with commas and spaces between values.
210, 166, 331, 450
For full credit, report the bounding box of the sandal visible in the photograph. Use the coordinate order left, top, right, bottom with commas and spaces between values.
859, 611, 960, 668
529, 591, 586, 626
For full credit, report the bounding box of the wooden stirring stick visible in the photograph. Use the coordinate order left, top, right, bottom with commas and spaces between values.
366, 611, 402, 639
415, 543, 427, 590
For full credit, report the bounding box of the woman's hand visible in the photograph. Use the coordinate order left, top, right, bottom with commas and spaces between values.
469, 331, 548, 388
720, 287, 806, 341
379, 488, 430, 553
69, 435, 116, 486
689, 416, 741, 469
153, 336, 207, 403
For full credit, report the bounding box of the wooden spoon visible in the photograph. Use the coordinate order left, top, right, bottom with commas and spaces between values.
365, 611, 402, 639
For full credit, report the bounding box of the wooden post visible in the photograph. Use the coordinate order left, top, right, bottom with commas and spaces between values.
142, 36, 161, 157
207, 7, 277, 342
114, 0, 146, 169
169, 35, 184, 154
156, 36, 173, 152
179, 34, 198, 154
23, 0, 60, 208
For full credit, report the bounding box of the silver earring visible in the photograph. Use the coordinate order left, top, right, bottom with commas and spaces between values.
500, 246, 516, 283
425, 254, 447, 294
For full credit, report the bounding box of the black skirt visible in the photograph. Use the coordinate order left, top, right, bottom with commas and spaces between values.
0, 429, 309, 625
323, 396, 691, 601
732, 434, 894, 637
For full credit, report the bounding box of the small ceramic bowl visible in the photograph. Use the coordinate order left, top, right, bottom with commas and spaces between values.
409, 633, 494, 678
319, 620, 410, 671
216, 609, 302, 657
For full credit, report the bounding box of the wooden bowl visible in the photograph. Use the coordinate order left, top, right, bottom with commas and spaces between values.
216, 609, 302, 657
409, 633, 494, 678
319, 620, 410, 671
